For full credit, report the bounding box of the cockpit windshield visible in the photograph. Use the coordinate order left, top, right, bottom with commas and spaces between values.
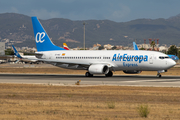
159, 56, 170, 59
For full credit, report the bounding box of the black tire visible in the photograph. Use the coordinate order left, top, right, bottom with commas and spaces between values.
105, 71, 113, 77
157, 74, 162, 78
85, 72, 89, 77
90, 74, 93, 77
85, 72, 93, 77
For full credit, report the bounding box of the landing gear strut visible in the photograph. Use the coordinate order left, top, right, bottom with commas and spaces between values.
105, 71, 113, 77
157, 70, 167, 78
85, 72, 93, 77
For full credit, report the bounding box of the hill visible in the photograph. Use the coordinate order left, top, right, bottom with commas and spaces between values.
0, 13, 180, 48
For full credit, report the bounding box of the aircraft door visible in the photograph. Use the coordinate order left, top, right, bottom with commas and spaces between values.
149, 54, 153, 64
49, 53, 52, 59
100, 56, 105, 62
100, 56, 102, 62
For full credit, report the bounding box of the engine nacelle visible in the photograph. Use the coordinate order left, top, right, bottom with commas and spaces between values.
89, 64, 109, 74
123, 70, 142, 74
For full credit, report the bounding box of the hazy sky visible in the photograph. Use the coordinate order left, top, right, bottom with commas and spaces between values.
1, 0, 180, 22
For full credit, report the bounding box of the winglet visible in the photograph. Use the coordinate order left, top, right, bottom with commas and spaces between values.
133, 42, 139, 50
12, 45, 22, 58
31, 17, 65, 52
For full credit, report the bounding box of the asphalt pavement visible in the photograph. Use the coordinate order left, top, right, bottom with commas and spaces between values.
0, 74, 180, 87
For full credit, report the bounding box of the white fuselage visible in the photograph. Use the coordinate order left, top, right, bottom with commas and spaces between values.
21, 55, 38, 62
36, 50, 176, 71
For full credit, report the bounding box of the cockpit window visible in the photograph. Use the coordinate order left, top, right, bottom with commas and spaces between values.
159, 56, 169, 59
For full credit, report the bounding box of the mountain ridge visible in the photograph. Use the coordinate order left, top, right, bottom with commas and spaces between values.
0, 13, 180, 48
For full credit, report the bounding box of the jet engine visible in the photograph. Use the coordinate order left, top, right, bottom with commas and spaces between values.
123, 70, 142, 74
88, 64, 109, 74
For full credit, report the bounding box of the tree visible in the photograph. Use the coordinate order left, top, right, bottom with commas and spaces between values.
111, 46, 117, 50
5, 49, 14, 55
139, 47, 145, 50
98, 46, 104, 50
167, 45, 178, 55
150, 41, 156, 51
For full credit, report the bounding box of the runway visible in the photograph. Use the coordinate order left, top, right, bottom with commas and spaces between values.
0, 74, 180, 87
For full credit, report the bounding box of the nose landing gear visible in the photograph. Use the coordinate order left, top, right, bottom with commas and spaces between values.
157, 70, 167, 78
157, 73, 162, 78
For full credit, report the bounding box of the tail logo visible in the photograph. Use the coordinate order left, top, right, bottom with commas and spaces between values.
36, 32, 45, 43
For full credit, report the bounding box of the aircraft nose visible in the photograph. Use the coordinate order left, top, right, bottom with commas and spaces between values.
169, 59, 176, 67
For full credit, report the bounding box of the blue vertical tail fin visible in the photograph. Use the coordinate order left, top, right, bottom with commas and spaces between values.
133, 42, 139, 50
12, 45, 22, 58
31, 17, 65, 52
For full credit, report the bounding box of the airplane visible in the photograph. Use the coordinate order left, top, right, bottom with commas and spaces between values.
12, 42, 69, 63
133, 42, 179, 61
12, 43, 69, 62
63, 43, 70, 50
166, 54, 179, 62
30, 16, 176, 77
12, 45, 39, 64
133, 42, 139, 50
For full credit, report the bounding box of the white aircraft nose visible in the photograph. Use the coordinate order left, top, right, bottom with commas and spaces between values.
169, 59, 176, 67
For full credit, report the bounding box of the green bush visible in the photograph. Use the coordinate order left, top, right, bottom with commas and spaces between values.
138, 104, 150, 118
107, 101, 115, 109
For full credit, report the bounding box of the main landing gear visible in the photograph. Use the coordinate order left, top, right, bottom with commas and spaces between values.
105, 71, 113, 77
85, 71, 113, 77
85, 72, 93, 77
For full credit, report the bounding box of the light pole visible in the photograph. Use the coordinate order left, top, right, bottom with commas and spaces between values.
83, 22, 86, 50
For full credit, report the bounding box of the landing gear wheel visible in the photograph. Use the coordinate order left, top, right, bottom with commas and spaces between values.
85, 72, 93, 77
157, 74, 162, 78
105, 71, 113, 77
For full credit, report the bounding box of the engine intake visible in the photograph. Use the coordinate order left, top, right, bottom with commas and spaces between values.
89, 64, 109, 74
